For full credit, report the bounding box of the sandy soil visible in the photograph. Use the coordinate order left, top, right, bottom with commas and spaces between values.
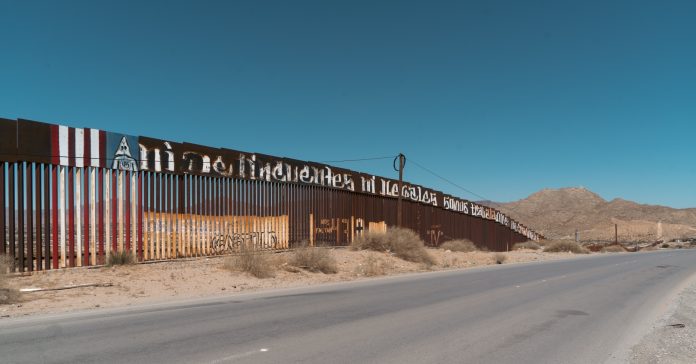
0, 248, 584, 318
630, 278, 696, 363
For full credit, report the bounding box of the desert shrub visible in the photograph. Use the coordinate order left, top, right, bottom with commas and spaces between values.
440, 239, 477, 252
0, 256, 20, 305
543, 240, 589, 254
352, 228, 435, 266
280, 263, 301, 273
493, 253, 507, 264
290, 246, 338, 274
440, 256, 460, 268
356, 254, 388, 277
513, 241, 541, 250
106, 250, 135, 266
601, 245, 625, 253
661, 243, 670, 248
223, 242, 275, 278
0, 256, 14, 274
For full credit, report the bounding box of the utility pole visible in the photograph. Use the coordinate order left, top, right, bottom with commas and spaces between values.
615, 224, 618, 244
394, 153, 406, 228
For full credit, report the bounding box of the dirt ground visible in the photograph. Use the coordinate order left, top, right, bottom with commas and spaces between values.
0, 248, 585, 318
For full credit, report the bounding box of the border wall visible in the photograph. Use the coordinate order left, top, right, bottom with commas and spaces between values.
0, 117, 541, 272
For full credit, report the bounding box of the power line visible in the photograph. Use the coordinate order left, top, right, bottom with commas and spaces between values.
6, 152, 396, 164
408, 159, 491, 202
408, 158, 535, 225
6, 154, 127, 162
319, 156, 395, 163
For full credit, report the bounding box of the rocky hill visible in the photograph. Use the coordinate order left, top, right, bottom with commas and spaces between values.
493, 188, 696, 242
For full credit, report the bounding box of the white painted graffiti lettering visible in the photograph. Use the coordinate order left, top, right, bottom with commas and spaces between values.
443, 197, 469, 214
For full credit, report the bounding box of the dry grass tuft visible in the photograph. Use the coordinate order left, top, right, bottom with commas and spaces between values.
601, 245, 625, 253
223, 243, 275, 278
351, 227, 435, 266
290, 246, 338, 274
439, 239, 477, 252
493, 252, 507, 264
280, 262, 302, 273
0, 256, 20, 305
440, 256, 460, 268
0, 256, 14, 275
543, 240, 589, 254
106, 251, 136, 266
355, 254, 389, 277
512, 241, 541, 250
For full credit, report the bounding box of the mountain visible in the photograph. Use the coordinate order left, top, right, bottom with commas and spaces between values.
493, 188, 696, 242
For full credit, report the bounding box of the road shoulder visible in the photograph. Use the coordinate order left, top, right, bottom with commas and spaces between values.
1, 248, 590, 319
629, 273, 696, 363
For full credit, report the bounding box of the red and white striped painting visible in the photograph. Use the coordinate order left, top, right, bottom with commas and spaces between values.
51, 125, 107, 168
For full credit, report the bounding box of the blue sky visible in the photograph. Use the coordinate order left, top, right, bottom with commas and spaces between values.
1, 1, 694, 207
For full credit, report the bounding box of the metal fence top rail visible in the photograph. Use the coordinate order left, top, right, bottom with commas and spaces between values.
0, 117, 541, 241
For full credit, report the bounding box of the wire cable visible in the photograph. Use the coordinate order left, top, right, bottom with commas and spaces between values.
408, 158, 536, 226
408, 159, 491, 202
7, 154, 396, 165
319, 156, 395, 163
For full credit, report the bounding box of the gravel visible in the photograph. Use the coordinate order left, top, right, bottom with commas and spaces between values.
630, 278, 696, 363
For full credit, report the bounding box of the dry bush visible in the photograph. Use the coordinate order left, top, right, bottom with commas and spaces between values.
280, 263, 302, 273
493, 253, 507, 264
106, 251, 136, 266
601, 245, 625, 253
351, 227, 435, 266
440, 256, 460, 268
290, 246, 338, 274
0, 256, 14, 274
223, 243, 275, 278
543, 240, 589, 254
356, 254, 389, 277
440, 239, 477, 252
512, 241, 541, 250
0, 256, 20, 305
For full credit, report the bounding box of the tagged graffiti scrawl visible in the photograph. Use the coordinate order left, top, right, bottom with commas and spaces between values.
355, 218, 365, 236
211, 232, 279, 254
314, 218, 351, 243
427, 225, 444, 246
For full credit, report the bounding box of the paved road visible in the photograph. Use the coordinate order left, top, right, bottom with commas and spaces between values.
2, 250, 696, 364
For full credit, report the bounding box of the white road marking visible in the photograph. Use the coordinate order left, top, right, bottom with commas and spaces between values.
208, 348, 270, 364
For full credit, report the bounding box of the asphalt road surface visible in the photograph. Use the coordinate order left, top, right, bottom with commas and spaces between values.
2, 250, 695, 364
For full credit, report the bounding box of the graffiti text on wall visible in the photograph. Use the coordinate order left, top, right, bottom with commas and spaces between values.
210, 232, 279, 254
2, 118, 543, 241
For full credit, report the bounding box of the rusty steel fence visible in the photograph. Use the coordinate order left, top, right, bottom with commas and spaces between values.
0, 118, 541, 272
